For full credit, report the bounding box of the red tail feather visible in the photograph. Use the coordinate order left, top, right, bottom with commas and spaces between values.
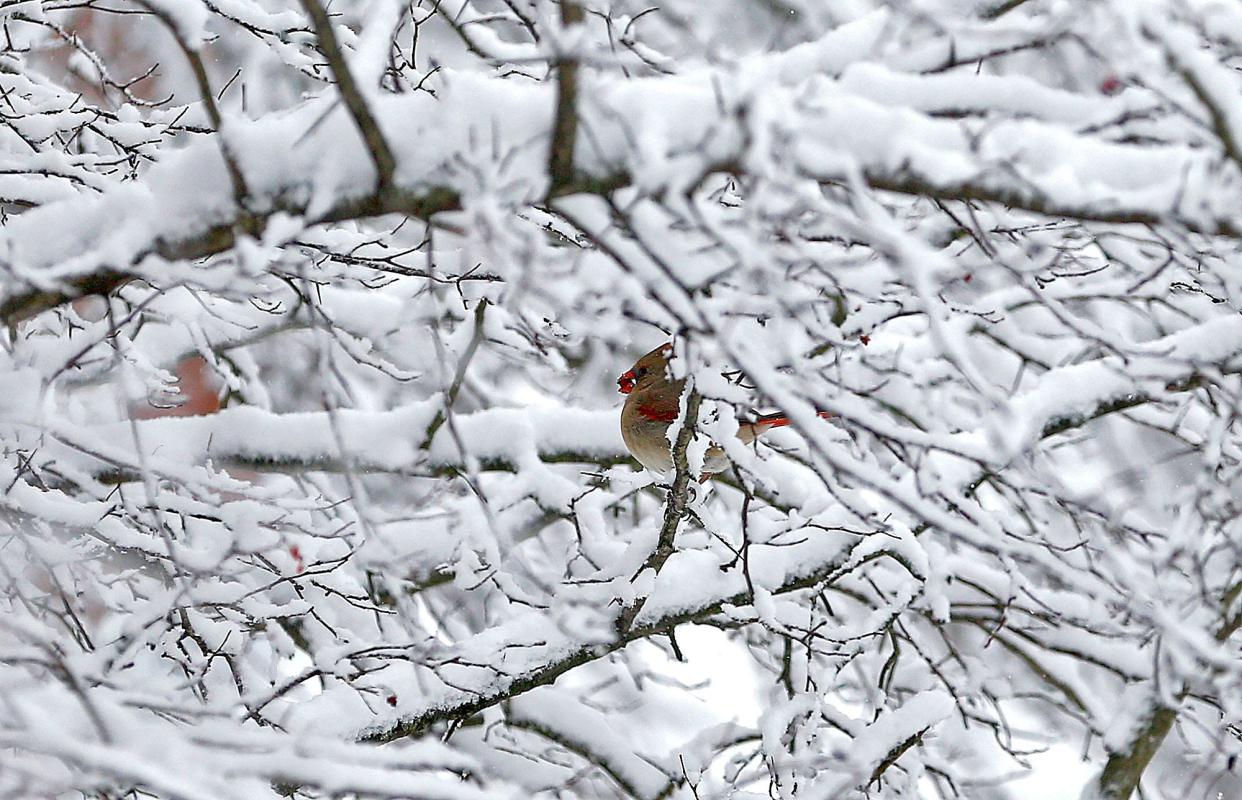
756, 410, 832, 429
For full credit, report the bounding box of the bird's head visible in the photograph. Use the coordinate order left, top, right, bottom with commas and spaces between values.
617, 343, 674, 394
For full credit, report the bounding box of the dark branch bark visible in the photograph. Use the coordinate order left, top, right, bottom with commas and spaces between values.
869, 729, 928, 785
980, 0, 1036, 19
1094, 705, 1177, 800
1089, 583, 1242, 798
140, 2, 252, 216
0, 185, 460, 326
299, 0, 397, 192
547, 0, 583, 197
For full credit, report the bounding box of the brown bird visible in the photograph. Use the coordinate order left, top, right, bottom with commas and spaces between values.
618, 344, 832, 475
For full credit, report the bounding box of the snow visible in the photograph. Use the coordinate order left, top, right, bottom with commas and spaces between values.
5, 2, 1242, 799
509, 686, 671, 800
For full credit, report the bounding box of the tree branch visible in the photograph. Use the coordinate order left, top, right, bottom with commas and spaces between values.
980, 0, 1035, 20
1088, 575, 1242, 798
420, 297, 489, 449
547, 0, 583, 197
0, 185, 460, 326
616, 382, 701, 632
139, 2, 252, 217
299, 0, 397, 192
359, 529, 887, 744
650, 386, 701, 574
58, 404, 626, 484
6, 61, 1240, 328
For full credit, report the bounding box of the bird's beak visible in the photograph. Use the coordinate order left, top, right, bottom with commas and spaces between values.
618, 371, 636, 394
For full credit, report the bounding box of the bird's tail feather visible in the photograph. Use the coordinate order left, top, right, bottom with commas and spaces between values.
754, 410, 833, 429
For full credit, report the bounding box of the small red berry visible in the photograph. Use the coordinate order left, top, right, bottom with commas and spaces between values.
386, 694, 398, 706
963, 273, 973, 283
1100, 75, 1122, 95
860, 335, 871, 346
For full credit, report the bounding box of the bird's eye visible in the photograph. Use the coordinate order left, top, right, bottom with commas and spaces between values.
635, 367, 648, 378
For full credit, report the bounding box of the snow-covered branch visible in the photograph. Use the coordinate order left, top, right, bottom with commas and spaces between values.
5, 12, 1241, 326
6, 1, 1242, 798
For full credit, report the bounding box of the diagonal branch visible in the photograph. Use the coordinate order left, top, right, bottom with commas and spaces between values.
615, 378, 702, 633
420, 298, 489, 449
507, 690, 675, 800
299, 0, 397, 192
139, 2, 252, 218
1089, 586, 1242, 799
360, 532, 897, 745
1153, 19, 1242, 175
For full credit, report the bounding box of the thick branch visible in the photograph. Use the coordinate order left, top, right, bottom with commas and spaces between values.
56, 404, 627, 484
1088, 579, 1242, 798
0, 185, 461, 326
547, 0, 583, 196
1093, 705, 1177, 800
6, 55, 1241, 328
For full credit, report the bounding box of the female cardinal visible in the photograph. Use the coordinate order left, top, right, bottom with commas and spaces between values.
618, 344, 831, 475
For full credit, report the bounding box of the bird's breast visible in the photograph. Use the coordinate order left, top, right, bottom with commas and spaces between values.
621, 400, 675, 473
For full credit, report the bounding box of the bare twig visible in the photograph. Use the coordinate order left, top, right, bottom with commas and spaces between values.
420, 298, 489, 449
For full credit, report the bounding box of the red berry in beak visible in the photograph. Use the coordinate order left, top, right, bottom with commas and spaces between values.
618, 372, 636, 394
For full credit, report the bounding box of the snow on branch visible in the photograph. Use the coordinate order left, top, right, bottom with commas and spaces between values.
51, 403, 627, 483
358, 519, 914, 744
9, 3, 1242, 798
3, 22, 1239, 325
